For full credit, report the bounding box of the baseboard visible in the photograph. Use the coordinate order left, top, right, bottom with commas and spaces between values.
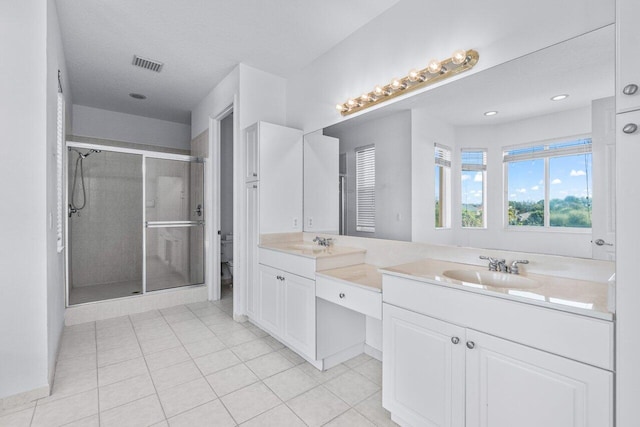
364, 344, 382, 361
65, 285, 208, 325
322, 342, 365, 370
233, 313, 248, 323
0, 385, 49, 413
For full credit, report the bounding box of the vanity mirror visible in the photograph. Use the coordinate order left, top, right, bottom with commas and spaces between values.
303, 26, 615, 260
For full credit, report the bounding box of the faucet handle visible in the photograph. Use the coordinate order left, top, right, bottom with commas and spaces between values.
509, 260, 529, 275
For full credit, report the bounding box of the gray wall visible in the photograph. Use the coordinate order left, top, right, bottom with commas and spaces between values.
325, 110, 412, 241
68, 150, 143, 287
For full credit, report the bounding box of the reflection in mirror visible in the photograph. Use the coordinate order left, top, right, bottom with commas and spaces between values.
303, 25, 615, 259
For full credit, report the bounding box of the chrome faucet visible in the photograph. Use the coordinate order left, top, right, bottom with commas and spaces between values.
479, 256, 505, 272
313, 236, 334, 247
479, 256, 529, 274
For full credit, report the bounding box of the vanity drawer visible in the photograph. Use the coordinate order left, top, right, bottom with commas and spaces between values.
259, 247, 316, 280
316, 276, 382, 319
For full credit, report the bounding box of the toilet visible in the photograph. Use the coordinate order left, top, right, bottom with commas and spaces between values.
221, 237, 233, 284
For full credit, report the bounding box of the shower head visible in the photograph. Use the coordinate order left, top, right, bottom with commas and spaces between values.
90, 149, 102, 154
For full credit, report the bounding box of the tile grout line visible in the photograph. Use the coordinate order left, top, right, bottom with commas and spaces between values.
129, 313, 169, 424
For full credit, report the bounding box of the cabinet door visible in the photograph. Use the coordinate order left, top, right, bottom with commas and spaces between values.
383, 303, 466, 427
259, 122, 303, 233
245, 123, 259, 182
257, 264, 282, 335
465, 330, 613, 427
281, 273, 316, 359
617, 0, 640, 113
245, 182, 259, 319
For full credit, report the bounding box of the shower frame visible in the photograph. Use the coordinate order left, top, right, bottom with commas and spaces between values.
64, 141, 207, 307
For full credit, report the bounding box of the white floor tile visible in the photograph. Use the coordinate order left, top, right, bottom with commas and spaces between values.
263, 366, 318, 401
98, 356, 148, 386
287, 386, 349, 427
139, 334, 182, 355
205, 363, 259, 397
97, 344, 142, 367
245, 352, 294, 379
99, 373, 156, 411
325, 408, 376, 426
31, 389, 98, 427
194, 349, 241, 376
324, 370, 380, 406
240, 404, 305, 427
298, 362, 349, 383
167, 400, 235, 427
353, 359, 382, 386
145, 346, 190, 372
150, 360, 202, 391
0, 407, 34, 427
100, 394, 165, 427
157, 377, 216, 418
231, 338, 274, 361
343, 353, 373, 369
220, 382, 281, 424
183, 336, 226, 358
354, 391, 398, 427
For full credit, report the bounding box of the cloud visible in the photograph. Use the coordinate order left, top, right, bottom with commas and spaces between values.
474, 172, 483, 182
530, 185, 539, 191
551, 178, 562, 185
570, 169, 586, 177
517, 188, 527, 193
509, 193, 516, 198
461, 175, 470, 181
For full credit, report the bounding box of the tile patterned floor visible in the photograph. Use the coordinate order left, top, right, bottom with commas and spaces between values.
0, 291, 397, 427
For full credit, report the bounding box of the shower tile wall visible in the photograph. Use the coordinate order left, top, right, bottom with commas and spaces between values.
69, 150, 143, 288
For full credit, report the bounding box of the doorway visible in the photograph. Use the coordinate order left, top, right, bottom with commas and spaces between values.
218, 113, 234, 307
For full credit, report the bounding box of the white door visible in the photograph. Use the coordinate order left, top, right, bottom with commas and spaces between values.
382, 303, 466, 427
617, 0, 640, 114
591, 97, 616, 260
281, 272, 316, 359
245, 181, 259, 319
465, 330, 612, 427
245, 123, 259, 182
257, 264, 282, 335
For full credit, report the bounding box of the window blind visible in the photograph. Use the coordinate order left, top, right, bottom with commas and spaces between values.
435, 143, 452, 167
503, 138, 591, 162
356, 145, 375, 232
461, 150, 487, 171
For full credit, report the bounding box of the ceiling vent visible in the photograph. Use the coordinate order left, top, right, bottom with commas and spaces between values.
132, 55, 163, 72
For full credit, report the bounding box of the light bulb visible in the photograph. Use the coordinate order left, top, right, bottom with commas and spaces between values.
427, 59, 442, 74
336, 103, 345, 111
390, 78, 406, 90
408, 69, 420, 82
360, 93, 371, 102
452, 49, 467, 65
374, 85, 386, 96
347, 98, 357, 107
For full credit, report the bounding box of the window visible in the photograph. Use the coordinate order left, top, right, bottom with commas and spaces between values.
356, 145, 375, 232
461, 150, 486, 228
504, 137, 592, 228
435, 143, 451, 228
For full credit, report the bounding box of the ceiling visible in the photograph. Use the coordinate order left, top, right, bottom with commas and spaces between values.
55, 0, 400, 124
326, 25, 614, 133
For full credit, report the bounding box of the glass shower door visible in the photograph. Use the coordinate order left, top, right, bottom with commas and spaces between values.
145, 157, 204, 292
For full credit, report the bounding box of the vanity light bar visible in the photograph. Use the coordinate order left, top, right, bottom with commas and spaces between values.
336, 49, 479, 116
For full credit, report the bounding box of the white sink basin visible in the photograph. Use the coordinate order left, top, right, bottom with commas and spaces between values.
289, 244, 325, 253
443, 269, 540, 289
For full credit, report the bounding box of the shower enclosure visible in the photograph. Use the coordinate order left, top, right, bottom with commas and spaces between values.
66, 142, 205, 306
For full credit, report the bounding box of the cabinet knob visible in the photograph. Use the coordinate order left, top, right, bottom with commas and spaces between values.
252, 184, 257, 189
451, 337, 460, 345
339, 293, 345, 299
252, 172, 258, 177
623, 123, 638, 135
466, 341, 475, 349
623, 84, 639, 95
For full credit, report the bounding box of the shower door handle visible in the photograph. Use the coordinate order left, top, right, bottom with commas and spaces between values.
194, 204, 203, 217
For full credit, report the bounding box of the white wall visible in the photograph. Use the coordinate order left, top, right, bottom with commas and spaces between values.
325, 110, 412, 241
286, 0, 613, 133
191, 66, 239, 138
0, 0, 49, 400
72, 104, 191, 150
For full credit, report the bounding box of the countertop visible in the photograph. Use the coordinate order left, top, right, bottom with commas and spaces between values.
316, 263, 382, 292
381, 258, 613, 320
259, 241, 366, 259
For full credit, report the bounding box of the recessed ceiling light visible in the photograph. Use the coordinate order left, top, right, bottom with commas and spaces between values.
129, 93, 147, 100
484, 111, 498, 116
551, 94, 569, 101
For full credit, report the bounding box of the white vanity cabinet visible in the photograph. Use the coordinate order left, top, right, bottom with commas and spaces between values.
617, 0, 640, 114
382, 275, 613, 427
257, 264, 316, 359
